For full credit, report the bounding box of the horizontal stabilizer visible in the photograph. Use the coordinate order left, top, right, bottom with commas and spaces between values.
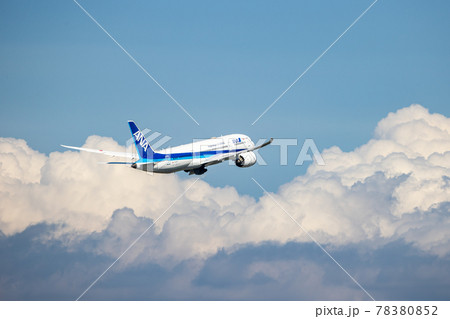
100, 162, 135, 165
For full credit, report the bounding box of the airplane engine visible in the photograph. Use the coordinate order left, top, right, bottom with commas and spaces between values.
235, 151, 257, 168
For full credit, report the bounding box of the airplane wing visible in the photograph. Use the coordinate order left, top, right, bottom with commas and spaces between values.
201, 153, 232, 166
201, 138, 273, 166
61, 145, 137, 159
251, 138, 273, 151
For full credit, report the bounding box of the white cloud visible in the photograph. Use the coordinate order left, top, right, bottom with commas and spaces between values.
273, 105, 450, 252
1, 104, 449, 263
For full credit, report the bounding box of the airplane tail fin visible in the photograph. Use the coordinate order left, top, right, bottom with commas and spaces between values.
128, 120, 155, 160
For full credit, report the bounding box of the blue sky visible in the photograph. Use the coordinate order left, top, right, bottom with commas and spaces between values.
1, 0, 449, 195
1, 0, 450, 300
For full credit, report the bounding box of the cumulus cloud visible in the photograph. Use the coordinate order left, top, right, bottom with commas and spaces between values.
277, 104, 450, 254
0, 104, 450, 267
0, 135, 189, 237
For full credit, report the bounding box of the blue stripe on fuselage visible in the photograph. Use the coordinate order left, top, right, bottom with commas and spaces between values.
136, 148, 246, 163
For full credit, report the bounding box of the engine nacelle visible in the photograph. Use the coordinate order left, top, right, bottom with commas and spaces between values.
235, 151, 257, 168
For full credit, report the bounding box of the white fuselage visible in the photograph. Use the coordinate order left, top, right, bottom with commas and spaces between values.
135, 134, 255, 174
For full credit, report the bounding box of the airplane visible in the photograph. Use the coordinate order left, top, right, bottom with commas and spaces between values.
61, 121, 273, 175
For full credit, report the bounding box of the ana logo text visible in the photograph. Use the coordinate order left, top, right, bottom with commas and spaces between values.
133, 131, 149, 152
